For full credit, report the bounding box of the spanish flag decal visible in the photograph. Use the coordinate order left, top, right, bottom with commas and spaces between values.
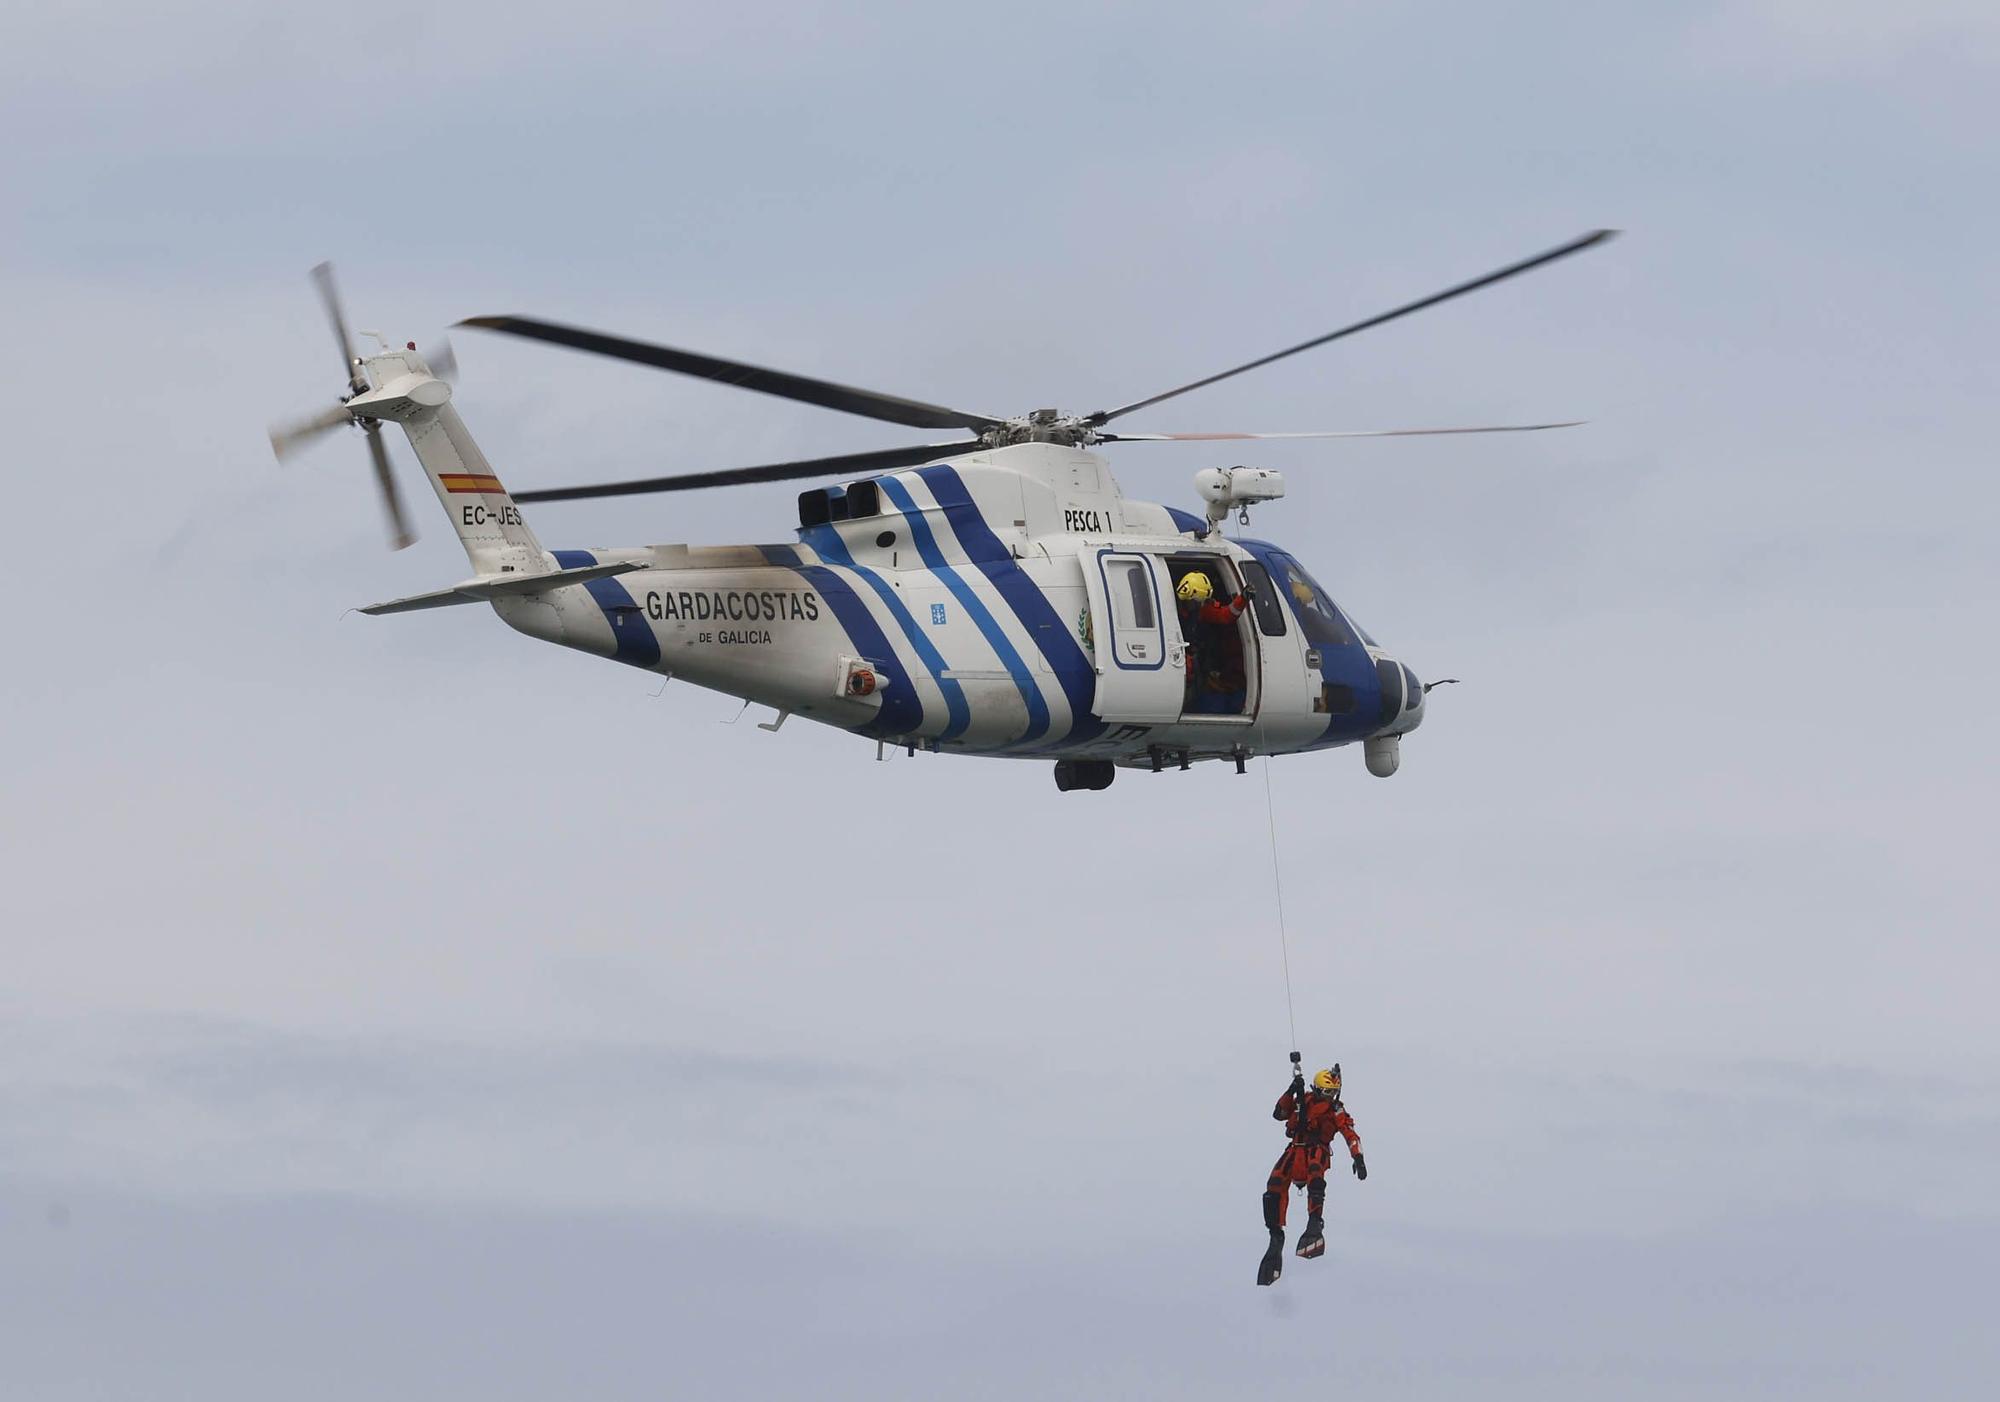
439, 473, 508, 494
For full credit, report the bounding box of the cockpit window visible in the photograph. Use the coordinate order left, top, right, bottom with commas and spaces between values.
1269, 552, 1356, 647
1237, 561, 1288, 637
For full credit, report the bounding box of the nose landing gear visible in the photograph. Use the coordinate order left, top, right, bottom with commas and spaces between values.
1053, 759, 1116, 792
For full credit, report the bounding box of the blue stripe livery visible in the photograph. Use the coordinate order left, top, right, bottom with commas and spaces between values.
797, 525, 970, 740
760, 540, 924, 740
914, 465, 1105, 744
877, 476, 1050, 746
550, 549, 661, 668
756, 545, 926, 739
1233, 538, 1382, 744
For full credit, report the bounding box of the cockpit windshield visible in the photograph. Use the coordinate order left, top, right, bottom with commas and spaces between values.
1267, 551, 1373, 648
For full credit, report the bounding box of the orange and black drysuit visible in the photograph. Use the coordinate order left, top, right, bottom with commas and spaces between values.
1195, 592, 1249, 627
1178, 593, 1249, 677
1263, 1086, 1364, 1228
1179, 591, 1251, 712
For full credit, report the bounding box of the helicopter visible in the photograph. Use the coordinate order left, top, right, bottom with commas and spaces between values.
269, 231, 1613, 791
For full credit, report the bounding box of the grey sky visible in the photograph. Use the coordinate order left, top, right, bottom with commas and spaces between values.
3, 2, 1996, 1397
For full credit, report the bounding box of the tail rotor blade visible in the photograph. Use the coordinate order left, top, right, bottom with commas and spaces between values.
364, 423, 417, 550
268, 402, 355, 461
285, 264, 416, 549
311, 261, 367, 394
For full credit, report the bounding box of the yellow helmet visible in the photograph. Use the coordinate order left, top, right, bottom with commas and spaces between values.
1176, 572, 1214, 604
1312, 1066, 1341, 1095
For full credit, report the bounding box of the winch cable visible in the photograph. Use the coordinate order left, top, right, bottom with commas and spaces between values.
1262, 755, 1300, 1060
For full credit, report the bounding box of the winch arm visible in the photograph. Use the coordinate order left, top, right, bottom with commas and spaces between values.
1194, 466, 1288, 529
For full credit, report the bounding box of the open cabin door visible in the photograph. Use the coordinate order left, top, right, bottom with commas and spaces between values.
1081, 548, 1184, 724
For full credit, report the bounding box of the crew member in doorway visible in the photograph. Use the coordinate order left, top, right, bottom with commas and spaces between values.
1258, 1064, 1366, 1285
1174, 571, 1250, 712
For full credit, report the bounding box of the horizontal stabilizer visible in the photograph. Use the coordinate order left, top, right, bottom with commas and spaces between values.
358, 559, 644, 616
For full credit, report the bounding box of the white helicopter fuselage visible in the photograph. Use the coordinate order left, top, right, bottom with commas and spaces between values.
351, 349, 1425, 780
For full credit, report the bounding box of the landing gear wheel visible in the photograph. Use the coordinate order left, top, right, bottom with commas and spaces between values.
1052, 759, 1115, 792
1256, 1230, 1286, 1287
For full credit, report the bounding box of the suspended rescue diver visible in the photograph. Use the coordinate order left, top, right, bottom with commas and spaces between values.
1257, 1058, 1367, 1287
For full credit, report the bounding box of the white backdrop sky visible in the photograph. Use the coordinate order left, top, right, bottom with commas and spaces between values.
3, 3, 1996, 1398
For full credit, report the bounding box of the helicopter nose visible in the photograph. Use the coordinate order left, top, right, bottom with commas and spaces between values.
1364, 658, 1425, 777
1401, 665, 1426, 732
1373, 656, 1425, 733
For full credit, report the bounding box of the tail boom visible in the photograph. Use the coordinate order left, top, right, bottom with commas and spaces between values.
347, 349, 544, 573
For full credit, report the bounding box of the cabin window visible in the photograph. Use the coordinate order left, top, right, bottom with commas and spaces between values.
1097, 552, 1168, 672
1110, 559, 1154, 629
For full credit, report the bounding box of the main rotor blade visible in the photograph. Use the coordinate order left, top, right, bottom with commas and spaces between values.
513, 440, 986, 503
268, 403, 354, 461
364, 423, 417, 550
1098, 421, 1584, 443
458, 315, 1008, 435
310, 261, 367, 395
1090, 229, 1617, 425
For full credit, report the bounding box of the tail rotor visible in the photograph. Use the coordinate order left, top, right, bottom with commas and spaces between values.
268, 261, 418, 550
266, 402, 352, 461
310, 260, 369, 397
360, 416, 416, 551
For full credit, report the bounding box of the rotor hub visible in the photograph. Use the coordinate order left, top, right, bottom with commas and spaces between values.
980, 411, 1100, 449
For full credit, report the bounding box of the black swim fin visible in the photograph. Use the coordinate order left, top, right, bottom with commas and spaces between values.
1257, 1230, 1285, 1286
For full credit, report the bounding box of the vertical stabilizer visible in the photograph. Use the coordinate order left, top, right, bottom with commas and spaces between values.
346, 349, 546, 574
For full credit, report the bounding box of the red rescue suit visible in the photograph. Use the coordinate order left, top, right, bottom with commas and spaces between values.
1197, 594, 1248, 626
1265, 1088, 1363, 1226
1179, 594, 1248, 675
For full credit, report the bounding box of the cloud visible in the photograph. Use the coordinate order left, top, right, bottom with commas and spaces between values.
1688, 1, 2000, 77
0, 1012, 899, 1214
4, 1181, 1995, 1400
